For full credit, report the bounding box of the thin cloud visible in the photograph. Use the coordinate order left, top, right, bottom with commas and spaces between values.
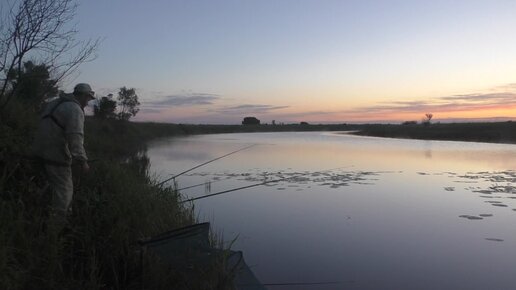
345, 92, 516, 116
270, 110, 332, 118
150, 90, 165, 96
139, 108, 163, 114
148, 93, 220, 107
492, 83, 516, 91
388, 100, 429, 106
215, 104, 289, 114
439, 93, 516, 102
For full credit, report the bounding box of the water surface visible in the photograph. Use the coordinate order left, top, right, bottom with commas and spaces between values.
148, 132, 516, 290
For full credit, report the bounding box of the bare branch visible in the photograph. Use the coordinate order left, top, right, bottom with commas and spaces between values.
0, 0, 99, 109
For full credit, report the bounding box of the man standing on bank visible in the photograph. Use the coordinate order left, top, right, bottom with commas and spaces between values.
32, 83, 95, 217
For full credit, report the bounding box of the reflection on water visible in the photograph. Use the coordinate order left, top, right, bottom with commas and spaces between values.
148, 132, 516, 290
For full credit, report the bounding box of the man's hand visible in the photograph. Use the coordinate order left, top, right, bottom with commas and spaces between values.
82, 161, 90, 173
73, 160, 90, 174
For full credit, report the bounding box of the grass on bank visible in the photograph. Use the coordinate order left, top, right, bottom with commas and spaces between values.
0, 108, 232, 289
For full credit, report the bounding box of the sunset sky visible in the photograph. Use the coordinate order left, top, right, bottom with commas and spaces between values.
73, 0, 516, 124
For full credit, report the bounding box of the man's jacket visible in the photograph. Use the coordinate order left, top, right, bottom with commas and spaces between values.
32, 94, 88, 166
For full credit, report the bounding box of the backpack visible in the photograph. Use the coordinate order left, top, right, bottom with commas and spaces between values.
42, 97, 80, 130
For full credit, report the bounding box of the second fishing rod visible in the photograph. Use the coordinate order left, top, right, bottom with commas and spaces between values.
179, 165, 352, 204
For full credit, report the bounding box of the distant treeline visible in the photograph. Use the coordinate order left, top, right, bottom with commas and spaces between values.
95, 120, 357, 135
352, 121, 516, 144
92, 118, 516, 145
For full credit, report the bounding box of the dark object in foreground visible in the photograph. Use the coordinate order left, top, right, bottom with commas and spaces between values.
139, 222, 266, 290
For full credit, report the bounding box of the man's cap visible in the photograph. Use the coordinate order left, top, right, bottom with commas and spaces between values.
73, 83, 95, 99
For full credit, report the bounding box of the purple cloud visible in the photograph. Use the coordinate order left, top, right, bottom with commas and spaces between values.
344, 92, 516, 116
148, 93, 220, 107
215, 104, 289, 114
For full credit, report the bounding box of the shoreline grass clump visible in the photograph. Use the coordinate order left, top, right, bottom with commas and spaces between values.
0, 106, 231, 289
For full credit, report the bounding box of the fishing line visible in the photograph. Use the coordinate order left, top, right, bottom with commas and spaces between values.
176, 179, 223, 191
260, 281, 343, 286
156, 144, 257, 187
236, 281, 345, 287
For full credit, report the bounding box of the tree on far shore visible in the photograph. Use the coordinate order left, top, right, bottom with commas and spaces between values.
242, 116, 260, 125
117, 87, 140, 121
93, 94, 117, 119
422, 113, 433, 126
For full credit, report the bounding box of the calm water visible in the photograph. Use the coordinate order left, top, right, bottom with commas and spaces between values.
147, 132, 516, 290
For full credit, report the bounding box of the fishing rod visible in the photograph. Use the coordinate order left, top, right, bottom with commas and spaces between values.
260, 281, 342, 286
237, 281, 344, 287
179, 176, 295, 203
156, 144, 257, 187
177, 179, 222, 191
178, 165, 354, 203
177, 165, 354, 192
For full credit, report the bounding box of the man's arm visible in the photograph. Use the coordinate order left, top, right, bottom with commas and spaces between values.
67, 133, 88, 161
62, 104, 89, 170
67, 133, 90, 172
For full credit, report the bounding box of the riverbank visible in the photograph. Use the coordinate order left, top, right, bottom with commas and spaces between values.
0, 116, 230, 289
104, 119, 516, 145
351, 121, 516, 144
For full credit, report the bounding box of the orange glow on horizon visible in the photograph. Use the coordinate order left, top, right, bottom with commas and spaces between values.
135, 91, 516, 124
300, 104, 516, 123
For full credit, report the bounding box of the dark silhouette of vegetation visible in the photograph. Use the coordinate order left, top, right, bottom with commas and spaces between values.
121, 120, 516, 145
93, 94, 117, 119
300, 121, 309, 125
0, 0, 99, 112
422, 113, 433, 126
0, 1, 226, 288
354, 121, 516, 144
242, 116, 260, 125
1, 113, 232, 288
117, 87, 140, 121
6, 61, 58, 107
402, 121, 417, 125
95, 121, 355, 137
